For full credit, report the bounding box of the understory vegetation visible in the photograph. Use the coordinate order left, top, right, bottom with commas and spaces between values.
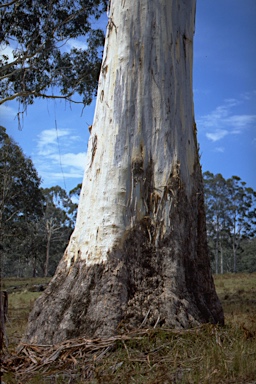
2, 273, 256, 383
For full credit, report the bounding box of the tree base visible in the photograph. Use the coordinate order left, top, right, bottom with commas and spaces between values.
24, 183, 224, 345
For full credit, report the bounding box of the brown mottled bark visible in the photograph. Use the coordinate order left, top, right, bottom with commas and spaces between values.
23, 0, 224, 345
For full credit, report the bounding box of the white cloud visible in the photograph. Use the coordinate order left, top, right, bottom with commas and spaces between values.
206, 130, 228, 142
241, 90, 256, 101
65, 38, 88, 51
214, 147, 225, 153
40, 170, 84, 182
47, 152, 86, 170
37, 129, 70, 148
0, 104, 17, 120
226, 115, 256, 129
198, 94, 256, 142
37, 128, 81, 153
223, 98, 240, 108
34, 128, 86, 188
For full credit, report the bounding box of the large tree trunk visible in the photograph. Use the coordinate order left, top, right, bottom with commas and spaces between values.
24, 0, 224, 345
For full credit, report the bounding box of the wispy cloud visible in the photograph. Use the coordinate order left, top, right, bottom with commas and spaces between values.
36, 129, 77, 155
47, 152, 86, 170
214, 147, 225, 153
34, 128, 86, 188
65, 38, 88, 51
198, 94, 256, 142
0, 104, 17, 120
206, 130, 228, 142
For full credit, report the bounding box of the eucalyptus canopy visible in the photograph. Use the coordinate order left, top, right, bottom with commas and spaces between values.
0, 0, 107, 109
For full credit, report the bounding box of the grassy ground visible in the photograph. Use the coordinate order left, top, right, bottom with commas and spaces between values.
214, 273, 256, 334
1, 277, 51, 349
1, 273, 256, 383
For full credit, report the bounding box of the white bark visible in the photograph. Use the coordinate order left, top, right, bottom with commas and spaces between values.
65, 0, 197, 267
24, 0, 224, 344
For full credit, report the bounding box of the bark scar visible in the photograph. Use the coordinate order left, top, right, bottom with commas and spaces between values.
90, 134, 98, 167
108, 18, 117, 33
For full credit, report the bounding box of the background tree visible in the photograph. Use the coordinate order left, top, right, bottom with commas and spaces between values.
226, 176, 256, 273
238, 237, 256, 273
69, 182, 82, 221
0, 0, 107, 113
24, 1, 224, 346
0, 131, 77, 277
0, 126, 44, 276
40, 186, 75, 277
203, 172, 230, 274
204, 172, 256, 274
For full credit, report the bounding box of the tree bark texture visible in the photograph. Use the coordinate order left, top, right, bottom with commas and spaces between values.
24, 0, 224, 345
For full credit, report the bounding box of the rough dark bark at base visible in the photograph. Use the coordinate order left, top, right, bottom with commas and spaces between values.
23, 169, 224, 345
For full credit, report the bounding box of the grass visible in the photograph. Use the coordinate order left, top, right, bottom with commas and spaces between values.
1, 274, 256, 383
2, 277, 51, 291
1, 277, 51, 349
214, 273, 256, 334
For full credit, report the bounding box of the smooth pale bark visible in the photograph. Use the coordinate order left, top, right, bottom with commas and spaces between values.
24, 0, 224, 344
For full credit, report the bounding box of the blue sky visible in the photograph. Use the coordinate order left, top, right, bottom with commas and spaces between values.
1, 0, 256, 193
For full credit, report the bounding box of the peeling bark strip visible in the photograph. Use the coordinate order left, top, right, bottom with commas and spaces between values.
90, 134, 97, 167
24, 0, 224, 345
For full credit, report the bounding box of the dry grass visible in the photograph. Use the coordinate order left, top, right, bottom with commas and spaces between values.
1, 277, 51, 349
2, 277, 51, 291
214, 273, 256, 334
1, 274, 256, 383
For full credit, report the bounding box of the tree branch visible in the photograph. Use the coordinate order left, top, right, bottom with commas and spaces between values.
0, 90, 85, 105
0, 0, 21, 9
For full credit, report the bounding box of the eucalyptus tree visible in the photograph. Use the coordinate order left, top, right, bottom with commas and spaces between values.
203, 172, 230, 274
24, 0, 224, 345
204, 172, 256, 274
69, 182, 82, 220
226, 176, 256, 273
239, 237, 256, 273
0, 0, 107, 112
0, 126, 44, 276
40, 186, 75, 277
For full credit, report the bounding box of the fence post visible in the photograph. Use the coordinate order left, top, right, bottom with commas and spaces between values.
0, 290, 8, 384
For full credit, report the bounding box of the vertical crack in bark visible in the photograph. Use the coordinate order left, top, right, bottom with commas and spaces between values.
90, 134, 97, 167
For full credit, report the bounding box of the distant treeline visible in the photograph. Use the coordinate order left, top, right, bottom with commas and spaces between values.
204, 172, 256, 274
1, 126, 255, 277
